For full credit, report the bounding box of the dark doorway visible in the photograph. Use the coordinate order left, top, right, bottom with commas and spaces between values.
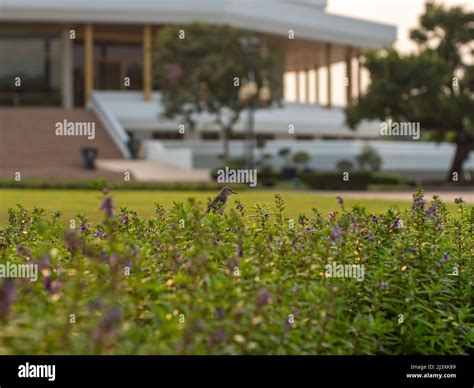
73, 41, 143, 106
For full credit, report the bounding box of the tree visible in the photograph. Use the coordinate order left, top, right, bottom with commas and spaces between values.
278, 147, 291, 166
346, 1, 474, 181
154, 23, 284, 162
355, 145, 382, 172
292, 151, 311, 171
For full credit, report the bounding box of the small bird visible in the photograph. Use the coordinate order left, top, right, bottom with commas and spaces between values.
206, 187, 237, 214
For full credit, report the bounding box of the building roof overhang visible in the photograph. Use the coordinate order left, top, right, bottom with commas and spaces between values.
0, 0, 396, 49
92, 91, 382, 138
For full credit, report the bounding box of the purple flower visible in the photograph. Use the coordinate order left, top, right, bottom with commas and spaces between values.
174, 252, 183, 265
80, 223, 88, 233
305, 227, 312, 234
426, 206, 437, 218
109, 253, 120, 268
371, 215, 378, 223
409, 246, 417, 254
391, 218, 402, 228
208, 329, 227, 345
92, 307, 122, 342
412, 192, 426, 211
329, 225, 344, 243
43, 277, 60, 294
379, 280, 389, 290
38, 254, 51, 270
214, 307, 225, 320
87, 298, 104, 313
256, 288, 271, 307
194, 319, 206, 331
438, 253, 450, 266
336, 196, 344, 206
349, 215, 357, 226
94, 229, 103, 238
0, 279, 16, 320
100, 197, 114, 217
64, 230, 80, 251
237, 245, 243, 258
120, 214, 129, 225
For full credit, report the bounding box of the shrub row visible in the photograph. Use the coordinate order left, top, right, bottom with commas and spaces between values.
0, 191, 472, 354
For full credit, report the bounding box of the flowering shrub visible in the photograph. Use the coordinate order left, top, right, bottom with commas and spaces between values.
0, 190, 472, 355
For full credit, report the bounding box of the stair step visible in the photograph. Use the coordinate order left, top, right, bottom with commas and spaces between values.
0, 108, 123, 179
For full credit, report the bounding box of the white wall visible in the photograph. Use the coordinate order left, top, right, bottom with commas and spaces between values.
144, 140, 193, 170
161, 139, 474, 175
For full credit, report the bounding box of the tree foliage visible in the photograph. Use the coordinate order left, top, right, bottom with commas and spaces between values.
346, 1, 474, 180
154, 23, 284, 160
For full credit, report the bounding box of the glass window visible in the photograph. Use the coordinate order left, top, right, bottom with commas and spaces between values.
0, 37, 61, 106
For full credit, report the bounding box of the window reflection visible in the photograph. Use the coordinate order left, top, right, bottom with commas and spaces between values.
0, 37, 61, 106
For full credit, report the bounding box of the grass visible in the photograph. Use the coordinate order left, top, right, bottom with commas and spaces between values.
0, 189, 460, 224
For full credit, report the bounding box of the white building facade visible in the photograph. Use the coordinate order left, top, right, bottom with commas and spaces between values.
2, 0, 471, 177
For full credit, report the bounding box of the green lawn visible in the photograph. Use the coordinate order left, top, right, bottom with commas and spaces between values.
0, 189, 458, 224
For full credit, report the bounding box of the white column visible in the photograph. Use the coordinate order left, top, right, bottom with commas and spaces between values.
357, 50, 363, 98
295, 71, 300, 103
305, 70, 310, 103
314, 67, 320, 104
345, 46, 353, 105
60, 26, 74, 108
325, 43, 332, 109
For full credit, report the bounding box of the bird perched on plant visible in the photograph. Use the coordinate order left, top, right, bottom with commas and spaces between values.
206, 187, 237, 214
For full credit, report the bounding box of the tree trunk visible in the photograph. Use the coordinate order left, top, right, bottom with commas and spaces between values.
447, 133, 473, 182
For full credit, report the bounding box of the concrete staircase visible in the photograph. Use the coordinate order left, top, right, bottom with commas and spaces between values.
0, 107, 211, 183
0, 108, 124, 180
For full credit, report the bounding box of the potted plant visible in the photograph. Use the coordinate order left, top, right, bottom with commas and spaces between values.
278, 147, 297, 180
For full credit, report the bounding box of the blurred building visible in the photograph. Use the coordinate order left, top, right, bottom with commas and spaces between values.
2, 0, 469, 181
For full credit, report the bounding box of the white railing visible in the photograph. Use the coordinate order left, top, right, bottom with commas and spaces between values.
91, 91, 196, 169
90, 92, 131, 159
